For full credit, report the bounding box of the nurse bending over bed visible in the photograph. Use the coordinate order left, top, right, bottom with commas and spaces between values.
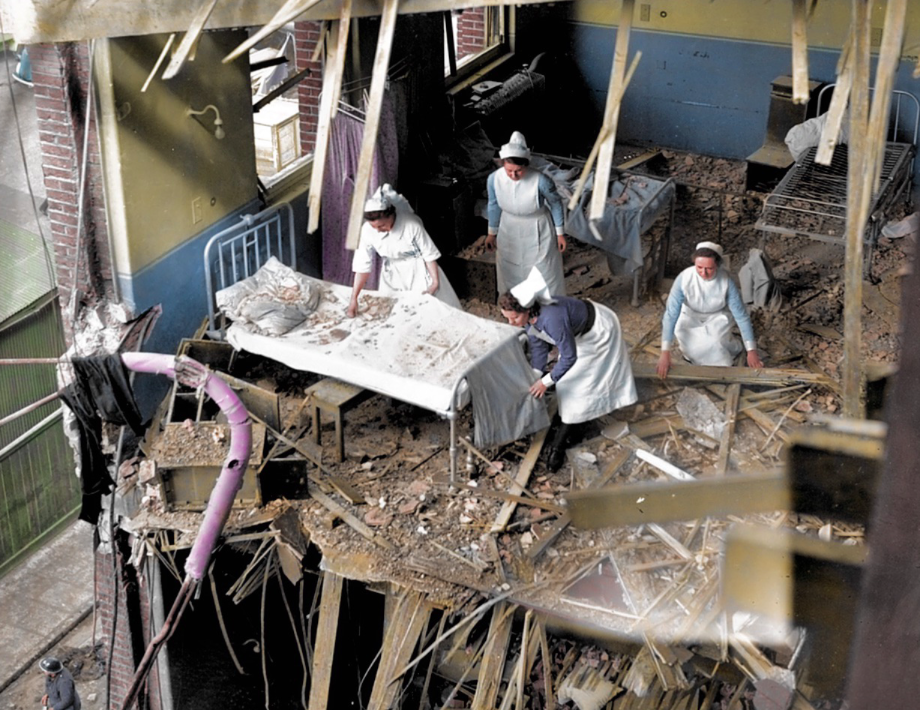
656, 241, 764, 378
347, 184, 461, 317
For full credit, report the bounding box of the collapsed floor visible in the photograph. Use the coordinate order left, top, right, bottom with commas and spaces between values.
107, 148, 903, 710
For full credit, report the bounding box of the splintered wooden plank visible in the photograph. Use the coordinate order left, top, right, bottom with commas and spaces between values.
566, 472, 790, 529
471, 603, 516, 710
367, 589, 430, 710
842, 0, 872, 418
588, 0, 635, 221
865, 0, 908, 194
630, 362, 833, 388
345, 0, 400, 250
490, 425, 550, 533
309, 488, 394, 549
815, 22, 854, 165
307, 571, 344, 710
790, 0, 809, 104
307, 0, 353, 234
716, 384, 741, 475
224, 0, 327, 63
161, 0, 220, 79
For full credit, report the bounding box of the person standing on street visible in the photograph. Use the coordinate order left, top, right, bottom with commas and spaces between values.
40, 657, 82, 710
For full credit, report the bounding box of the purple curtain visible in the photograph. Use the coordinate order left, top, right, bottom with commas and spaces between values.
320, 93, 399, 287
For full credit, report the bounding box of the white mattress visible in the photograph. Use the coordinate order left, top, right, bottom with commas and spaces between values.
225, 276, 522, 413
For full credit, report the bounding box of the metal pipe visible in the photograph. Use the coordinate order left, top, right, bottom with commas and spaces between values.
118, 352, 251, 710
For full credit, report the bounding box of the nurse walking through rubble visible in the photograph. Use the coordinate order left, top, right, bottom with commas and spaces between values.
500, 268, 637, 471
485, 131, 568, 298
347, 184, 461, 317
656, 241, 764, 378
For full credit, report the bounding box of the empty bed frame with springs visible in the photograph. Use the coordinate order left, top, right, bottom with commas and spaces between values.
756, 84, 918, 267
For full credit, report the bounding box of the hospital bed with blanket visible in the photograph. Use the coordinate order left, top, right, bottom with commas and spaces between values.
755, 84, 918, 271
535, 154, 676, 307
202, 204, 549, 481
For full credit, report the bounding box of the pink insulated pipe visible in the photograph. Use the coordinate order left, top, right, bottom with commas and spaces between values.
119, 352, 252, 709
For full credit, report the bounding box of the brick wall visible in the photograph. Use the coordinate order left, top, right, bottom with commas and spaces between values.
456, 8, 487, 61
293, 21, 323, 155
30, 43, 113, 343
96, 542, 163, 710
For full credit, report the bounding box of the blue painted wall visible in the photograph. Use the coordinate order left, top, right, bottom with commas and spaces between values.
542, 22, 920, 182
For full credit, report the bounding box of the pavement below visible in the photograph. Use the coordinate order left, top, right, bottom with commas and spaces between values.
0, 521, 96, 693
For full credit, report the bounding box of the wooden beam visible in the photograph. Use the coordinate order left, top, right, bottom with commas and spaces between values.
716, 384, 741, 475
842, 0, 871, 418
722, 524, 866, 624
307, 0, 353, 234
631, 362, 834, 388
367, 590, 430, 710
815, 22, 854, 165
566, 471, 791, 529
490, 422, 550, 533
309, 488, 395, 549
790, 0, 810, 104
307, 571, 344, 710
345, 0, 399, 250
4, 0, 565, 45
224, 0, 328, 64
865, 0, 908, 194
470, 603, 515, 710
589, 0, 635, 221
161, 0, 221, 79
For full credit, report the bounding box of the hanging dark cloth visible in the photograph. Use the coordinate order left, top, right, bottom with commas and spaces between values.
59, 355, 144, 524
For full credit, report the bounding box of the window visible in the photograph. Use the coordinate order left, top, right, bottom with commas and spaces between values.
445, 6, 509, 80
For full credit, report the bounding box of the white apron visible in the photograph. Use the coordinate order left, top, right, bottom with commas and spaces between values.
674, 267, 742, 366
532, 302, 637, 424
355, 216, 461, 309
493, 169, 566, 297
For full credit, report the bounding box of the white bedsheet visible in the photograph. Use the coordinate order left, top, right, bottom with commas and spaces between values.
225, 276, 523, 413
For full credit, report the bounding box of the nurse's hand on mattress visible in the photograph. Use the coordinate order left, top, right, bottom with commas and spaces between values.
484, 234, 497, 252
529, 379, 548, 398
747, 349, 764, 370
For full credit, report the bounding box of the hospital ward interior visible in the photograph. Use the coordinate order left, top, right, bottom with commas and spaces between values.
1, 1, 918, 709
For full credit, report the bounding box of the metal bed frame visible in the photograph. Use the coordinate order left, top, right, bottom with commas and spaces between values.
203, 202, 527, 482
756, 85, 919, 264
204, 203, 296, 333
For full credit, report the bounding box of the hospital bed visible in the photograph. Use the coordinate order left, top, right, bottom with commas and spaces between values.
203, 204, 548, 480
756, 84, 918, 270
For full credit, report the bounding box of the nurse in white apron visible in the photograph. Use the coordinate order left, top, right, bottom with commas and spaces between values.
484, 131, 567, 299
656, 241, 764, 378
347, 184, 461, 317
500, 268, 637, 470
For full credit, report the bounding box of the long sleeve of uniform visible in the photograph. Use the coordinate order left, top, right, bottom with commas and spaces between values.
526, 329, 552, 375
537, 173, 565, 236
351, 224, 377, 274
660, 272, 686, 351
486, 171, 501, 235
726, 278, 757, 350
530, 300, 584, 385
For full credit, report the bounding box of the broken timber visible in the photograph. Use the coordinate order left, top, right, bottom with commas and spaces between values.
631, 362, 834, 388
307, 571, 344, 710
367, 589, 430, 710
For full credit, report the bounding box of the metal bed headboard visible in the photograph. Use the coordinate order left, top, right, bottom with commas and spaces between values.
204, 203, 297, 332
817, 83, 920, 146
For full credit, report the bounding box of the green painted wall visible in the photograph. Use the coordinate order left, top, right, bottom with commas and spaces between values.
96, 30, 258, 276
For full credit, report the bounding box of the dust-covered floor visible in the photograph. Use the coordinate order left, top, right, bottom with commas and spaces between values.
116, 146, 904, 708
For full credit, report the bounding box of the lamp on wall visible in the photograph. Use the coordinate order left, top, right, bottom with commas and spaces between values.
186, 104, 225, 140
